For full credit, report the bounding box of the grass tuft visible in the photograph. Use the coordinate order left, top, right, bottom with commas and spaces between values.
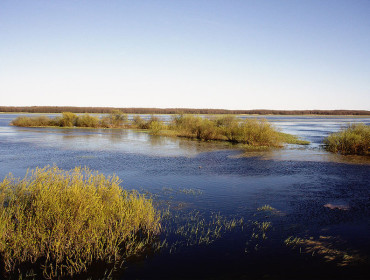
0, 166, 160, 278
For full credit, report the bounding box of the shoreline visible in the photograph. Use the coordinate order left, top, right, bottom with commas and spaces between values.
2, 112, 370, 117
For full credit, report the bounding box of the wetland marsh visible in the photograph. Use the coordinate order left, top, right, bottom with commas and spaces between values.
0, 114, 369, 279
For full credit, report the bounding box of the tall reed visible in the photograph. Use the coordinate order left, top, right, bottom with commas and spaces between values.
0, 166, 160, 278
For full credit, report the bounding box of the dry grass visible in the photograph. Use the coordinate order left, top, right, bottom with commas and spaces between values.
0, 166, 160, 278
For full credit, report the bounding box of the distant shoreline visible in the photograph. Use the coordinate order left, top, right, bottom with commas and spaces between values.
0, 106, 369, 116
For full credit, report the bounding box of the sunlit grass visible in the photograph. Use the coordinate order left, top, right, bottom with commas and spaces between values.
0, 166, 160, 278
11, 113, 309, 148
324, 123, 370, 155
169, 114, 308, 147
284, 235, 363, 266
278, 132, 310, 145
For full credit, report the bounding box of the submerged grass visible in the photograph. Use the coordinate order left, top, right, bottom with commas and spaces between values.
284, 236, 363, 267
324, 123, 370, 155
0, 166, 160, 279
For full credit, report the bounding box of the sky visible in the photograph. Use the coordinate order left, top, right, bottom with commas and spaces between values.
0, 0, 369, 110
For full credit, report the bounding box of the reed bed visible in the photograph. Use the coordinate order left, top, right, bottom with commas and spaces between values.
11, 112, 309, 147
0, 166, 160, 279
324, 123, 370, 155
169, 114, 306, 147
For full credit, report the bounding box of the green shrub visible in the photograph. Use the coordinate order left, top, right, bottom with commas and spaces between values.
170, 115, 283, 145
59, 112, 78, 127
132, 115, 146, 129
133, 115, 160, 130
149, 120, 165, 135
170, 115, 220, 140
75, 114, 100, 128
324, 123, 370, 155
0, 166, 161, 278
11, 116, 52, 127
107, 110, 128, 128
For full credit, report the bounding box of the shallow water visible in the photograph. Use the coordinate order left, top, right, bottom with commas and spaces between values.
0, 114, 369, 279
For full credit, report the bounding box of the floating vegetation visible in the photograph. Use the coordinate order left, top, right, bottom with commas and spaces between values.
257, 204, 284, 216
161, 187, 203, 196
257, 204, 276, 212
323, 203, 350, 211
0, 166, 161, 279
284, 236, 363, 267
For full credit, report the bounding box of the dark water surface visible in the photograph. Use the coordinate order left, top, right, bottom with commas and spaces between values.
0, 114, 369, 279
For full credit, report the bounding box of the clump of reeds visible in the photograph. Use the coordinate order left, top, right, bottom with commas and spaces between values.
100, 110, 128, 128
11, 113, 309, 147
170, 114, 284, 147
0, 166, 160, 278
11, 115, 53, 127
323, 123, 370, 155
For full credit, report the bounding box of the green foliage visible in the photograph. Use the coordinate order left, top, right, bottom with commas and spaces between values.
109, 110, 128, 127
0, 166, 161, 278
170, 115, 221, 141
170, 115, 283, 146
59, 112, 78, 127
149, 120, 165, 135
11, 116, 52, 127
278, 132, 310, 145
324, 123, 370, 155
132, 115, 161, 130
75, 114, 100, 128
11, 113, 309, 148
132, 115, 146, 129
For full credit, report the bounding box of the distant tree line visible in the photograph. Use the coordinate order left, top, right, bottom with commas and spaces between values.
0, 106, 369, 115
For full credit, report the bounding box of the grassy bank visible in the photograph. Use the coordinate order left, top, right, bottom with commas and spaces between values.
324, 123, 370, 155
0, 166, 161, 278
11, 112, 309, 147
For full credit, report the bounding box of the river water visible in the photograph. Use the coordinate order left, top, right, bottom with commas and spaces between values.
0, 114, 369, 279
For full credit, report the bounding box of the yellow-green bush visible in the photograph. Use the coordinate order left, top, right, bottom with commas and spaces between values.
324, 123, 370, 155
170, 115, 282, 146
59, 112, 78, 127
149, 120, 166, 135
0, 166, 160, 278
11, 116, 52, 127
75, 114, 100, 128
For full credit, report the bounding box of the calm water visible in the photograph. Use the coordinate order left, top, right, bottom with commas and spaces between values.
0, 114, 369, 279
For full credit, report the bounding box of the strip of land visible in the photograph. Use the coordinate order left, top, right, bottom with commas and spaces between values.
1, 106, 369, 115
11, 112, 310, 147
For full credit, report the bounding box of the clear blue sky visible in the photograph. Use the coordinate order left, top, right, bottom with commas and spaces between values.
0, 0, 369, 110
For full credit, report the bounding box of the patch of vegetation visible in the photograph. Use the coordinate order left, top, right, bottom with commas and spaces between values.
323, 123, 370, 155
11, 113, 310, 148
0, 166, 160, 278
2, 106, 369, 115
161, 209, 244, 252
284, 236, 363, 267
169, 114, 310, 147
278, 132, 310, 145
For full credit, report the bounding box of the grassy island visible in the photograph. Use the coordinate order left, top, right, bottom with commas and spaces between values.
0, 166, 160, 278
11, 112, 309, 148
324, 123, 370, 155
